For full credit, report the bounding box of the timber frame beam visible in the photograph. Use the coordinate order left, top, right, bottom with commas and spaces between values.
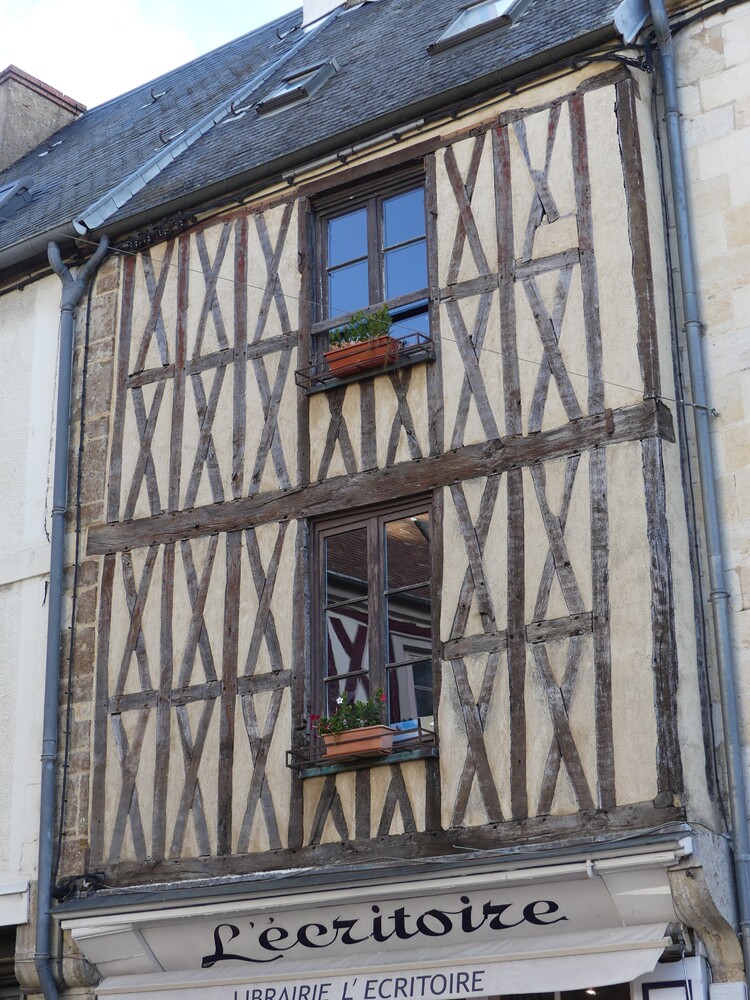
87, 399, 674, 555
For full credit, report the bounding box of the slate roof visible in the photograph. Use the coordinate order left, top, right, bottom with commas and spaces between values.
0, 0, 624, 267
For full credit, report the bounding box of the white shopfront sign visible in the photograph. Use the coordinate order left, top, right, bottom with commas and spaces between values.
62, 846, 690, 999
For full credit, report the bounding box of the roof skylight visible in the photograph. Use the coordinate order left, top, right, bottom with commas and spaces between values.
257, 60, 338, 115
431, 0, 524, 51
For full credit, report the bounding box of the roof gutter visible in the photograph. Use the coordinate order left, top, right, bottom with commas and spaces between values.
646, 0, 750, 977
36, 236, 109, 1000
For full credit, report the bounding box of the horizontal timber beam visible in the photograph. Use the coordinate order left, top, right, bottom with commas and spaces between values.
87, 400, 674, 555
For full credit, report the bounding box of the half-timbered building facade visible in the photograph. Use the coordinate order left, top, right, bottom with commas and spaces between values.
1, 0, 748, 998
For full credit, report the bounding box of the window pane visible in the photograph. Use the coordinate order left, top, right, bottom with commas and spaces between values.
328, 208, 367, 267
442, 0, 514, 39
387, 585, 432, 666
383, 188, 425, 248
329, 260, 369, 317
390, 307, 429, 347
386, 659, 433, 722
325, 605, 369, 681
385, 514, 430, 590
325, 528, 367, 605
384, 241, 427, 300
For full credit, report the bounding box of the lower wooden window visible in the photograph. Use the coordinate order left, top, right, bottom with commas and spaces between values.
312, 499, 434, 727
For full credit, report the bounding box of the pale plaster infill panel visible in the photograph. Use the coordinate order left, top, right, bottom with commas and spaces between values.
128, 245, 179, 374
389, 363, 430, 465
172, 534, 228, 688
246, 201, 300, 343
184, 222, 235, 359
119, 378, 174, 520
585, 85, 644, 412
441, 481, 497, 641
166, 696, 220, 859
108, 547, 163, 699
236, 520, 296, 679
180, 361, 235, 509
103, 695, 157, 864
439, 293, 504, 449
231, 687, 292, 854
434, 136, 496, 287
523, 454, 592, 623
607, 440, 659, 805
244, 347, 298, 495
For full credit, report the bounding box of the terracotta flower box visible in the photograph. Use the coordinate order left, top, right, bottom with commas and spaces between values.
322, 724, 395, 759
324, 335, 399, 377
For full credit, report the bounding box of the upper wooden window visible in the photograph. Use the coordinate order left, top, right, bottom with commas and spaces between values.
312, 499, 434, 728
316, 168, 430, 344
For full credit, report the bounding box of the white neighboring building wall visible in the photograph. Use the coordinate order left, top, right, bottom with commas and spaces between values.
0, 273, 61, 924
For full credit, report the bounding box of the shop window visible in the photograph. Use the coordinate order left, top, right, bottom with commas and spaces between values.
312, 499, 434, 730
296, 168, 434, 391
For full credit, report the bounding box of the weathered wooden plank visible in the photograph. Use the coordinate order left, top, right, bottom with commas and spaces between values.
387, 367, 423, 465
522, 277, 583, 425
106, 798, 684, 883
444, 137, 490, 284
90, 553, 116, 865
288, 519, 309, 851
450, 658, 504, 825
449, 482, 497, 631
360, 380, 377, 470
297, 198, 312, 490
642, 436, 683, 795
178, 536, 219, 687
128, 338, 297, 389
514, 249, 580, 280
533, 456, 580, 621
317, 387, 358, 480
355, 770, 371, 840
116, 547, 159, 697
590, 446, 614, 808
87, 401, 674, 555
170, 700, 214, 858
168, 235, 190, 511
449, 475, 500, 640
194, 225, 231, 357
507, 467, 527, 819
218, 532, 241, 855
531, 643, 594, 810
242, 524, 287, 677
493, 125, 521, 437
108, 670, 291, 713
443, 630, 507, 659
530, 463, 585, 615
616, 77, 659, 399
234, 217, 248, 500
125, 383, 165, 517
237, 687, 283, 852
570, 94, 604, 415
152, 541, 174, 860
107, 254, 136, 523
137, 243, 173, 371
537, 632, 586, 814
528, 268, 575, 435
425, 153, 445, 458
440, 273, 499, 302
185, 366, 227, 507
108, 709, 149, 864
446, 295, 500, 448
526, 611, 592, 644
378, 767, 417, 836
249, 349, 292, 494
308, 776, 349, 844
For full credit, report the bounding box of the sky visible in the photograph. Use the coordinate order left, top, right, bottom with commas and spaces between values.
0, 0, 302, 108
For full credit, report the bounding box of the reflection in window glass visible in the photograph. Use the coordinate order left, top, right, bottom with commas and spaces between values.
383, 188, 425, 248
440, 0, 514, 40
385, 242, 428, 300
328, 208, 367, 266
329, 261, 369, 318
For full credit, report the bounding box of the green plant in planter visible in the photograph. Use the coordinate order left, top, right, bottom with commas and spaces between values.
327, 305, 392, 347
311, 688, 387, 736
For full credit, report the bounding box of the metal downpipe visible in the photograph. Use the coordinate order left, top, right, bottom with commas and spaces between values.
647, 0, 750, 976
35, 237, 109, 1000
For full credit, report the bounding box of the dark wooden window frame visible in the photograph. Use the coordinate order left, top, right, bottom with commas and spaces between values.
295, 164, 435, 392
311, 495, 435, 726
